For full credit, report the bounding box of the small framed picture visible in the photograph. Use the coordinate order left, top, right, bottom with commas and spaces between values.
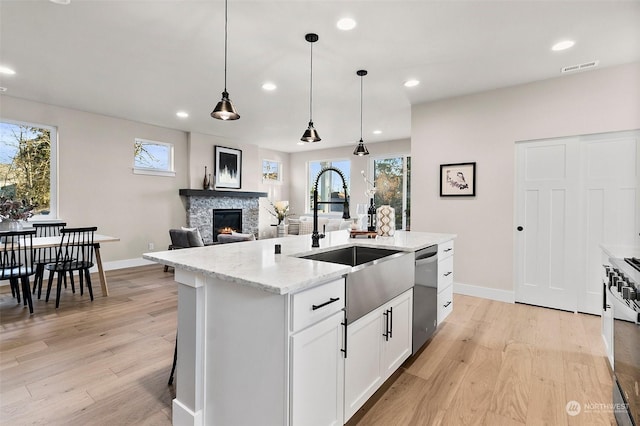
215, 146, 242, 189
262, 159, 282, 182
440, 162, 476, 197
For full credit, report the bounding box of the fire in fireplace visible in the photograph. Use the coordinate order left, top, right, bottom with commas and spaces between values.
213, 209, 242, 242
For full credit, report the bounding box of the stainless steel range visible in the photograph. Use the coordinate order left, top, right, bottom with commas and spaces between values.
606, 257, 640, 426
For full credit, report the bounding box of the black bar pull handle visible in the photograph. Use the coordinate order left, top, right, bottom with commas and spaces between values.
444, 271, 453, 277
312, 297, 339, 311
388, 306, 393, 339
382, 310, 389, 341
341, 317, 348, 358
444, 301, 452, 308
444, 248, 453, 252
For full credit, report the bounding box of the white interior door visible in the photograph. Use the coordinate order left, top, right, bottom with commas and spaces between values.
515, 130, 639, 314
515, 138, 581, 312
579, 131, 639, 314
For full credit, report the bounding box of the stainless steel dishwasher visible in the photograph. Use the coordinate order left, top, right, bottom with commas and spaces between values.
413, 245, 438, 353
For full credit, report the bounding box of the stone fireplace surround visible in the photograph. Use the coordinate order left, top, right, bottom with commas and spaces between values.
179, 189, 267, 245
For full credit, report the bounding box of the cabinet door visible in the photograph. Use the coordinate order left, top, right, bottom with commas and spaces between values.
381, 290, 413, 380
344, 308, 384, 421
290, 311, 344, 426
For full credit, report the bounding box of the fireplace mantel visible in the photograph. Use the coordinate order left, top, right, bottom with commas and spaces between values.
179, 189, 268, 198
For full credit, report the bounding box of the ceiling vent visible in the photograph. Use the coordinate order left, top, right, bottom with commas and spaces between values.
561, 60, 599, 74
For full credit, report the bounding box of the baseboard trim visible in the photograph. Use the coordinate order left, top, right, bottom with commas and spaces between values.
87, 257, 156, 274
453, 281, 515, 304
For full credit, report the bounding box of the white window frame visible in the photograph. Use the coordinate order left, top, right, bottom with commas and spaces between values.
0, 118, 58, 220
133, 138, 175, 177
307, 157, 351, 215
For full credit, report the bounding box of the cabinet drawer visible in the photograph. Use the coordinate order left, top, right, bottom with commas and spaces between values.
437, 240, 454, 259
291, 278, 345, 332
437, 285, 453, 324
438, 256, 454, 290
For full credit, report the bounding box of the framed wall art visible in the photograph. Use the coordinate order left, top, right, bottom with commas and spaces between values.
262, 159, 282, 182
215, 145, 242, 189
440, 162, 476, 196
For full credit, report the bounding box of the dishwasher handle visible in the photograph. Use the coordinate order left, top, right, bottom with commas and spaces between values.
416, 253, 438, 266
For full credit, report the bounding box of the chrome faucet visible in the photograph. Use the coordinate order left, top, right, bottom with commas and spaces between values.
312, 167, 350, 247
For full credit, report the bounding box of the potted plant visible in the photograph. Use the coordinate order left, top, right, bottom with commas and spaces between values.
267, 200, 290, 237
0, 197, 34, 231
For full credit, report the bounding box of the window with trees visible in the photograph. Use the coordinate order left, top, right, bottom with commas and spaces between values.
133, 138, 175, 176
0, 120, 56, 217
308, 159, 351, 214
373, 155, 411, 230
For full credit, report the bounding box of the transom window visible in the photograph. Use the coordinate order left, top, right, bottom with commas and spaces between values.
133, 138, 175, 176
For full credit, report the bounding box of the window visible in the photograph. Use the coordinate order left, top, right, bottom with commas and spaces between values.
372, 155, 411, 230
0, 120, 57, 218
308, 159, 350, 213
133, 138, 175, 176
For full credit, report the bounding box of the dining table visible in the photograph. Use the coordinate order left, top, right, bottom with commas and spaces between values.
31, 234, 120, 296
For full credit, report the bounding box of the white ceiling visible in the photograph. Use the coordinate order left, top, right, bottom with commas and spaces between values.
1, 0, 639, 153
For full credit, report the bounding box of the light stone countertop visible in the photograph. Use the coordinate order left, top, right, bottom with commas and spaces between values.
143, 230, 456, 295
600, 243, 640, 259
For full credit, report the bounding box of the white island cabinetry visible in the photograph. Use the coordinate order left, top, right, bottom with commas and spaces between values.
437, 240, 454, 324
143, 230, 456, 426
344, 289, 413, 421
290, 278, 345, 426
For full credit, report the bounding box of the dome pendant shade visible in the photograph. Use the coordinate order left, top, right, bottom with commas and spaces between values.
301, 121, 321, 142
353, 69, 370, 156
353, 139, 369, 156
212, 0, 240, 121
301, 33, 320, 142
211, 91, 240, 120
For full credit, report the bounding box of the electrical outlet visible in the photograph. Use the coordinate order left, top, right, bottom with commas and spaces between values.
148, 242, 154, 250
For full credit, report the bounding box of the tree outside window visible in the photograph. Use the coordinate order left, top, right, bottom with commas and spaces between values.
0, 122, 51, 215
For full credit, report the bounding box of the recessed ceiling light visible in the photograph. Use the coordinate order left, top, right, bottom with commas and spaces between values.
176, 111, 189, 118
373, 130, 382, 135
404, 79, 420, 88
297, 141, 305, 146
0, 87, 7, 92
337, 18, 356, 31
262, 82, 277, 91
552, 40, 575, 51
0, 66, 16, 75
49, 0, 71, 4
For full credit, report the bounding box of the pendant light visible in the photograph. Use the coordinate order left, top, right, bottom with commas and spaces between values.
211, 0, 240, 120
353, 69, 369, 156
301, 33, 320, 142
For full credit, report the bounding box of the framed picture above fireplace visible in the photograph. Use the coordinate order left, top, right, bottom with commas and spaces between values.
215, 146, 242, 189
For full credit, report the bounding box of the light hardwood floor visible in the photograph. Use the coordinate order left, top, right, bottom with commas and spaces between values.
1, 266, 615, 425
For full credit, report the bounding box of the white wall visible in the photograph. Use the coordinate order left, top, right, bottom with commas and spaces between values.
0, 97, 291, 266
411, 62, 640, 294
288, 139, 411, 218
1, 95, 188, 265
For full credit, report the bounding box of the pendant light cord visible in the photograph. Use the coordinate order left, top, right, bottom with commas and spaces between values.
360, 74, 363, 140
223, 0, 228, 92
309, 41, 313, 122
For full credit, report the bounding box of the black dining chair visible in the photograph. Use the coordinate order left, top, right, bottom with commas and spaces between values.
45, 226, 97, 308
0, 229, 37, 314
31, 221, 67, 299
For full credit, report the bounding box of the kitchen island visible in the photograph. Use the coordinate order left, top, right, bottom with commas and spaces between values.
144, 230, 456, 426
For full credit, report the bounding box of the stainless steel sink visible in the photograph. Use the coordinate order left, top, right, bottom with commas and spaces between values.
298, 246, 414, 323
299, 246, 402, 267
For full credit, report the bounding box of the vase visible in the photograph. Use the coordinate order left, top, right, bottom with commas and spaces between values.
202, 166, 210, 189
277, 223, 288, 237
208, 173, 215, 190
376, 205, 395, 237
0, 219, 23, 232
